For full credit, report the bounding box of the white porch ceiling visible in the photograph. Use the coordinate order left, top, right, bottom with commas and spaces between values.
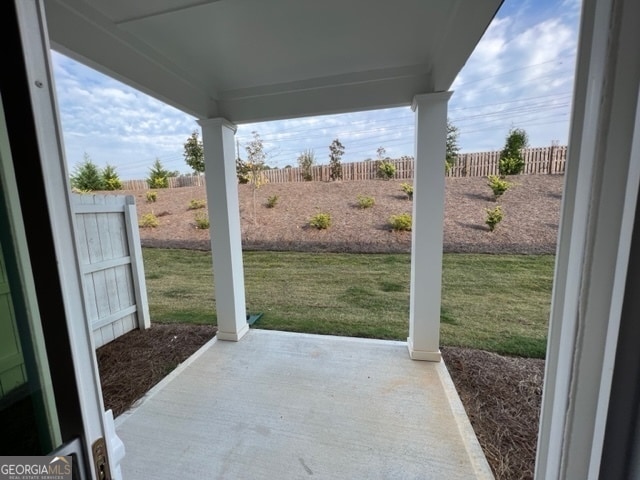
44, 0, 503, 123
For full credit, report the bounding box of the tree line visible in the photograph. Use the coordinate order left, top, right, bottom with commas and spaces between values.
69, 122, 530, 192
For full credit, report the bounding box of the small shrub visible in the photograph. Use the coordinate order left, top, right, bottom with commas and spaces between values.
139, 213, 159, 228
146, 191, 157, 203
309, 213, 331, 230
266, 195, 279, 208
400, 183, 414, 200
188, 199, 206, 210
377, 160, 396, 180
389, 213, 412, 231
298, 149, 316, 181
445, 158, 455, 174
498, 157, 524, 176
486, 206, 504, 231
487, 175, 511, 199
356, 194, 375, 209
102, 164, 122, 191
148, 177, 168, 189
194, 212, 210, 229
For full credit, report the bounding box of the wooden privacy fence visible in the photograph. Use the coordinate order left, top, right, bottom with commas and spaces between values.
263, 157, 415, 182
121, 174, 206, 191
72, 194, 150, 348
117, 145, 567, 189
446, 145, 567, 177
264, 146, 567, 182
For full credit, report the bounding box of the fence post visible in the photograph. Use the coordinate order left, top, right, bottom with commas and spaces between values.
124, 195, 151, 330
119, 146, 567, 188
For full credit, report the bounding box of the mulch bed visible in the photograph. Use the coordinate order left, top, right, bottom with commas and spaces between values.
97, 324, 217, 417
131, 175, 563, 255
442, 347, 545, 480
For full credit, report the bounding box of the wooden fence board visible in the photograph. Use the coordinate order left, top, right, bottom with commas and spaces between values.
72, 194, 150, 348
118, 145, 567, 189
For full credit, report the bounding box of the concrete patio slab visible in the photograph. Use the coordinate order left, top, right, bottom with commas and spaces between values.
115, 329, 494, 479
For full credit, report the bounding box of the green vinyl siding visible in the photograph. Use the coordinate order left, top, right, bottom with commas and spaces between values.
0, 241, 26, 397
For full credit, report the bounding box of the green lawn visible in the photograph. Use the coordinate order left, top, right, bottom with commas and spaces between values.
142, 248, 555, 358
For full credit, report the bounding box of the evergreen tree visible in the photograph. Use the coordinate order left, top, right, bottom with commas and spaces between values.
147, 158, 171, 188
70, 153, 104, 191
102, 164, 122, 190
499, 127, 529, 175
328, 139, 344, 181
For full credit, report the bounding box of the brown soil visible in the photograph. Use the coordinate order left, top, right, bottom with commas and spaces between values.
97, 174, 563, 480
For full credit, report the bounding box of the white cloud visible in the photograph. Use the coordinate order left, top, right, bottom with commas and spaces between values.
52, 51, 199, 178
52, 0, 582, 178
447, 0, 580, 152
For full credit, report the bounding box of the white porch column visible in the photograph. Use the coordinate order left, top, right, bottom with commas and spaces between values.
198, 118, 249, 341
407, 92, 452, 362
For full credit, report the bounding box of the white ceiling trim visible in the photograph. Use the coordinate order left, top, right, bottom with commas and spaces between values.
45, 0, 504, 123
46, 0, 218, 117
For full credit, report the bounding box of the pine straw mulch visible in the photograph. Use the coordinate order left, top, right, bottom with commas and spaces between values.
97, 174, 563, 480
132, 175, 563, 255
97, 324, 217, 417
441, 347, 545, 480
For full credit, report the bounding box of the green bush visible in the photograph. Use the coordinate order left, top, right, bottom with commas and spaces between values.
148, 177, 168, 189
389, 213, 412, 231
69, 155, 123, 192
188, 199, 206, 210
498, 157, 524, 176
236, 157, 251, 184
146, 191, 157, 203
194, 212, 210, 229
400, 183, 414, 200
377, 160, 396, 180
487, 175, 511, 199
329, 138, 344, 181
309, 213, 331, 230
266, 195, 279, 208
356, 194, 375, 209
486, 206, 504, 232
499, 128, 528, 175
139, 213, 159, 228
298, 149, 315, 181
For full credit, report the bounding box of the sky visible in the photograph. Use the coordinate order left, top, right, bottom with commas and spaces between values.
51, 0, 582, 180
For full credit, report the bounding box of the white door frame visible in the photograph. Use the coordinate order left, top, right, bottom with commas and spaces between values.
8, 1, 124, 478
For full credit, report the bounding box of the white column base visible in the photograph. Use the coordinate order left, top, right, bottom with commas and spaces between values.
217, 323, 250, 342
407, 338, 441, 362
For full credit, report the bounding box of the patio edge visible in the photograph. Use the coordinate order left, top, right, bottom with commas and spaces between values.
437, 359, 496, 479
